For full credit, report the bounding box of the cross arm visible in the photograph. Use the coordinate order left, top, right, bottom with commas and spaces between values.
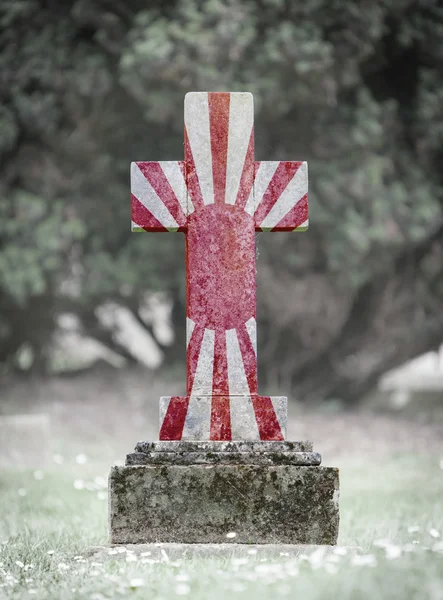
131, 161, 188, 232
253, 161, 308, 232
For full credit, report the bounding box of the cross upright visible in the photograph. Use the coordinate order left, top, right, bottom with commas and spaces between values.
131, 92, 308, 442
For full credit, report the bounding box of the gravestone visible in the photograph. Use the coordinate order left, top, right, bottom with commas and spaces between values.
109, 92, 339, 544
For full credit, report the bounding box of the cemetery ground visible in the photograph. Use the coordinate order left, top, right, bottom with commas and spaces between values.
1, 368, 443, 600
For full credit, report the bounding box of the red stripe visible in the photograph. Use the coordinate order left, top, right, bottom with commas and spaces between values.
210, 396, 232, 440
251, 396, 284, 441
208, 93, 230, 205
210, 328, 232, 440
159, 396, 189, 440
236, 323, 258, 395
184, 126, 205, 212
271, 192, 308, 231
131, 194, 168, 232
235, 130, 255, 210
136, 162, 187, 227
186, 321, 206, 396
254, 162, 303, 227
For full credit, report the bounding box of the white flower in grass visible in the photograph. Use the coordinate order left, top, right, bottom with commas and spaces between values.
125, 554, 137, 563
175, 583, 191, 595
73, 556, 83, 560
18, 489, 27, 497
385, 546, 402, 560
15, 561, 24, 569
351, 555, 376, 567
76, 454, 88, 465
47, 550, 55, 556
33, 470, 44, 481
129, 578, 145, 589
226, 532, 236, 539
429, 529, 441, 539
408, 525, 420, 534
73, 480, 84, 490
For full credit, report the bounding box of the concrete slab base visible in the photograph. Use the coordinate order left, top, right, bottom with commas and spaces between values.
109, 462, 339, 545
91, 543, 356, 561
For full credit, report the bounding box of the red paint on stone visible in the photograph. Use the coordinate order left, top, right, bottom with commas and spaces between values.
131, 194, 168, 232
208, 93, 230, 205
159, 396, 189, 440
254, 161, 303, 226
137, 161, 187, 227
184, 127, 205, 212
187, 204, 255, 331
272, 192, 308, 231
252, 396, 284, 441
236, 322, 258, 395
210, 396, 232, 440
131, 92, 308, 441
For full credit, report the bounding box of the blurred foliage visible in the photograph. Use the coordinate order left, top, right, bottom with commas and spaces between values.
1, 0, 443, 400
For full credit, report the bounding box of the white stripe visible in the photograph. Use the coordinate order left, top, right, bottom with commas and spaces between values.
226, 329, 249, 395
159, 396, 171, 432
295, 218, 309, 231
245, 317, 257, 355
225, 93, 254, 206
131, 220, 144, 232
270, 396, 287, 439
259, 162, 308, 230
244, 161, 279, 216
159, 161, 192, 215
182, 396, 212, 440
230, 396, 260, 440
184, 93, 214, 205
190, 328, 215, 396
131, 162, 179, 229
186, 317, 195, 348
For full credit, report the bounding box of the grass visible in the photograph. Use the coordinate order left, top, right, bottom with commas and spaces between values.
1, 449, 443, 600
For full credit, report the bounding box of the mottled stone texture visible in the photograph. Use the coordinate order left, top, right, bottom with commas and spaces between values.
109, 465, 339, 545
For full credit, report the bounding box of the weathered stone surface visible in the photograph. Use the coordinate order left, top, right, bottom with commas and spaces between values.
91, 543, 358, 561
126, 451, 321, 466
109, 465, 339, 545
135, 440, 313, 453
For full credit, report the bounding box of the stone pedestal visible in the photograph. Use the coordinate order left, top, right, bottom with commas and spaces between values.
109, 442, 339, 545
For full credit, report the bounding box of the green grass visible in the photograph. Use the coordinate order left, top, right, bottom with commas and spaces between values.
1, 453, 443, 599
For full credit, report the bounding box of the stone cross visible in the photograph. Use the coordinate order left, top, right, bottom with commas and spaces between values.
131, 92, 308, 442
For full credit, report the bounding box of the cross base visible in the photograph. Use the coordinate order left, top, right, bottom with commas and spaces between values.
159, 395, 287, 441
109, 444, 339, 545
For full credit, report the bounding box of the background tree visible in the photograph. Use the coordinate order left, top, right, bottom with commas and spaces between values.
1, 0, 443, 402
